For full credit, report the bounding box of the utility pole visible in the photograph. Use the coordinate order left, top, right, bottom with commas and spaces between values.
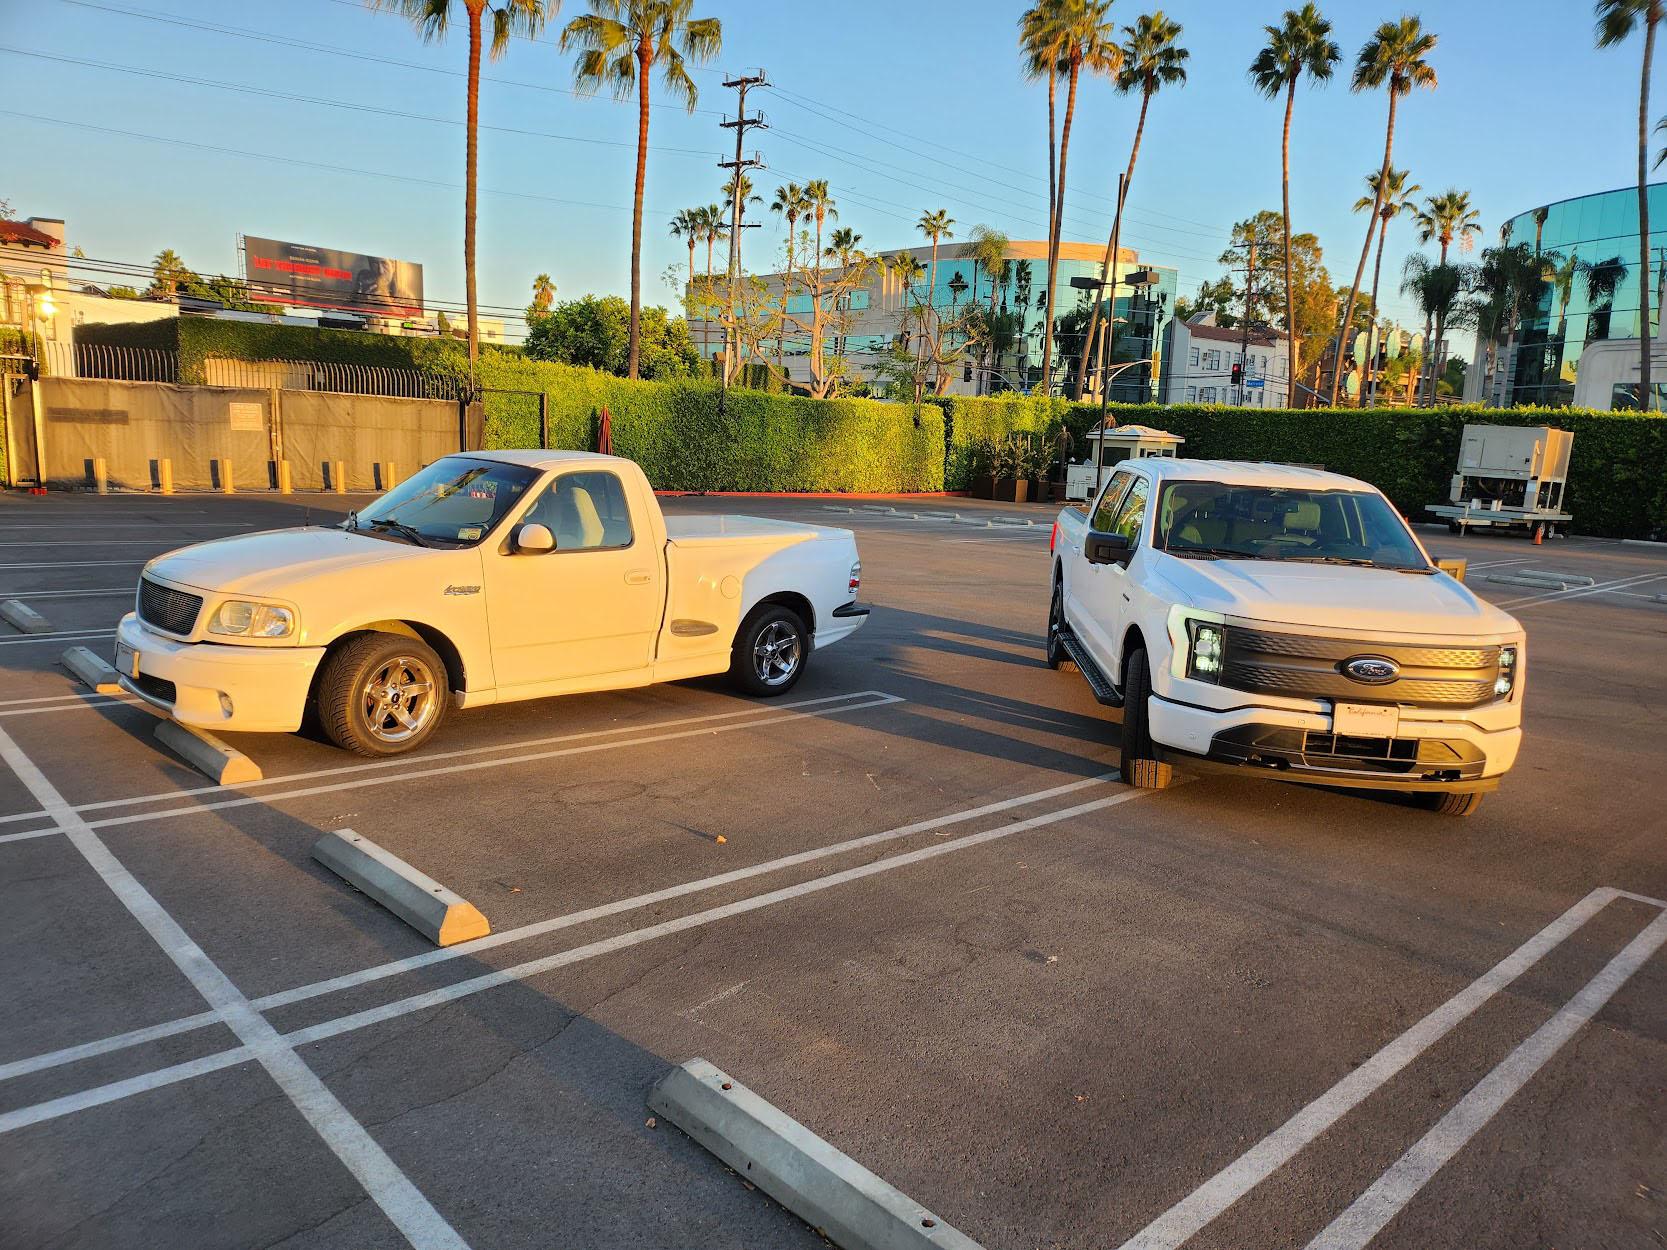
1238, 233, 1256, 406
720, 70, 767, 388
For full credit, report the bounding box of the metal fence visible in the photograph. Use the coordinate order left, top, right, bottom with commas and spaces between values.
38, 342, 458, 399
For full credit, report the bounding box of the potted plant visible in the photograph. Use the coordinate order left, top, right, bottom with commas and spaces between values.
993, 435, 1031, 503
967, 435, 999, 499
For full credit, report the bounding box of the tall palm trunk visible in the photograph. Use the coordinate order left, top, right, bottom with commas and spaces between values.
811, 210, 826, 384
925, 239, 940, 389
1365, 212, 1390, 405
1639, 17, 1657, 408
1076, 88, 1153, 402
464, 2, 483, 383
1049, 59, 1083, 397
777, 215, 796, 368
626, 41, 652, 380
1280, 75, 1298, 407
1039, 66, 1059, 396
1332, 91, 1399, 404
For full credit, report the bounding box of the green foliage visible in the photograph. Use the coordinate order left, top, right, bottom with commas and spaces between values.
523, 294, 698, 380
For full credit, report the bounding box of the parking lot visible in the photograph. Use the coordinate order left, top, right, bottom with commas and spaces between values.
1, 486, 1663, 1250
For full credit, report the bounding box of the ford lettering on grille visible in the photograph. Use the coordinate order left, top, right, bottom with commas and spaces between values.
1342, 655, 1400, 684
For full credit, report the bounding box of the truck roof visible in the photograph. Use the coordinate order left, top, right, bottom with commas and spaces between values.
1131, 458, 1379, 493
461, 449, 625, 471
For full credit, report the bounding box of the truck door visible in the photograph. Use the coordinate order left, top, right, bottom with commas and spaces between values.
1068, 469, 1133, 673
1073, 470, 1150, 682
483, 467, 664, 687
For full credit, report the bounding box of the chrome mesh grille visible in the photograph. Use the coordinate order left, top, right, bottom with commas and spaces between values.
137, 578, 202, 635
1221, 625, 1502, 708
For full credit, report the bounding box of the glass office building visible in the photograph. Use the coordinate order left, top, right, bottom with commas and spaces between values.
1499, 183, 1667, 407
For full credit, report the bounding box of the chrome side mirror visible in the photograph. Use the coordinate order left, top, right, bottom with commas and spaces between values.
515, 522, 555, 553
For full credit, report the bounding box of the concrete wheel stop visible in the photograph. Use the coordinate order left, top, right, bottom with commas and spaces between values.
311, 828, 490, 947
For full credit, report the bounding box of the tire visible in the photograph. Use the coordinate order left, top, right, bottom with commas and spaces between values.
1045, 579, 1066, 669
1424, 791, 1484, 817
1118, 647, 1172, 789
316, 632, 448, 757
729, 605, 808, 698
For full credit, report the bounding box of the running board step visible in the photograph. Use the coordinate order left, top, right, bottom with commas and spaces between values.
1059, 633, 1123, 708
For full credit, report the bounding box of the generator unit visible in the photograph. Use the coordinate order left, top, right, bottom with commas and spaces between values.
1427, 423, 1574, 536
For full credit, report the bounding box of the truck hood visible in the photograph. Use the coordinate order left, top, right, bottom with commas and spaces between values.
1150, 553, 1522, 637
145, 527, 427, 597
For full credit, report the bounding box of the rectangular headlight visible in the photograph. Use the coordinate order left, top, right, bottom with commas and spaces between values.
1187, 619, 1224, 682
1494, 645, 1517, 697
209, 600, 295, 638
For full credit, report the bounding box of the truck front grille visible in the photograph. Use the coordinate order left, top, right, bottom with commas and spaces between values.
1220, 625, 1501, 708
138, 577, 203, 636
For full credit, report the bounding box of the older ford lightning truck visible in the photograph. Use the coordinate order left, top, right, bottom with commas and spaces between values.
1048, 459, 1525, 815
116, 451, 867, 756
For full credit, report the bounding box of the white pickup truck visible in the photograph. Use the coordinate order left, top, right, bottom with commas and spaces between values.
1048, 458, 1526, 815
115, 451, 867, 755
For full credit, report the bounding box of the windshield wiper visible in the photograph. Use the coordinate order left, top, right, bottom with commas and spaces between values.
1282, 555, 1431, 573
360, 517, 430, 548
1165, 546, 1272, 561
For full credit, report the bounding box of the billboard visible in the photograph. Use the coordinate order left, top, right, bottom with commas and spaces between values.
243, 236, 424, 317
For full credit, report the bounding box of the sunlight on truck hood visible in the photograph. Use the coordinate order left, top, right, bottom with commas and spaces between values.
1152, 553, 1523, 636
144, 528, 424, 598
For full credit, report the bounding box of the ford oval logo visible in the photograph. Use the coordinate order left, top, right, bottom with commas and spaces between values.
1342, 655, 1399, 684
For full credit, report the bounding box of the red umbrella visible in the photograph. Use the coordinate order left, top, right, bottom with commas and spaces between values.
597, 406, 613, 455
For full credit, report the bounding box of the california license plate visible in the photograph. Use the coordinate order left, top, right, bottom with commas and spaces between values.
1333, 701, 1399, 738
114, 640, 139, 678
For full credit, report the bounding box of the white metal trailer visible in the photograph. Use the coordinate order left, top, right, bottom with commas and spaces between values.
1426, 423, 1574, 536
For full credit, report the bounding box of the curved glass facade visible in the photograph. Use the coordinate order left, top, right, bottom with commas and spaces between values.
1501, 183, 1667, 407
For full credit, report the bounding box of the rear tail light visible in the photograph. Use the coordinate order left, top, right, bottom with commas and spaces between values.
849, 559, 862, 594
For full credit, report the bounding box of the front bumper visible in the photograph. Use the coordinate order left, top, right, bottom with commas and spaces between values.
1147, 694, 1521, 794
114, 613, 326, 733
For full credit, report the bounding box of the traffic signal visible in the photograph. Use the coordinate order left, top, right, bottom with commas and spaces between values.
1230, 362, 1242, 386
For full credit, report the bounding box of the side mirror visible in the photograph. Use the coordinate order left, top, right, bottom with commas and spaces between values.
515, 522, 555, 554
1085, 531, 1132, 566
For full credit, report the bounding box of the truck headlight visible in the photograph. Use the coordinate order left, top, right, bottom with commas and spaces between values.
209, 600, 295, 638
1494, 645, 1517, 697
1187, 620, 1224, 682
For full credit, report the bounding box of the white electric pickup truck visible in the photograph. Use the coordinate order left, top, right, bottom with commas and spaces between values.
1047, 458, 1526, 815
115, 450, 868, 756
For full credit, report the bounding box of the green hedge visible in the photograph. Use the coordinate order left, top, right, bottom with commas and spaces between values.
938, 395, 1667, 540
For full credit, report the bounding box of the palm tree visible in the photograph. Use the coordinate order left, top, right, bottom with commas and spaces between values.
1598, 0, 1663, 407
530, 271, 557, 314
561, 0, 722, 380
1330, 16, 1438, 404
1353, 166, 1420, 404
1409, 189, 1480, 402
799, 180, 836, 376
373, 1, 552, 383
1402, 254, 1466, 401
669, 208, 703, 351
1019, 0, 1120, 397
1584, 254, 1629, 340
1250, 4, 1340, 407
969, 225, 1011, 394
147, 247, 193, 299
916, 209, 955, 387
1468, 243, 1546, 405
1075, 10, 1188, 401
769, 183, 807, 364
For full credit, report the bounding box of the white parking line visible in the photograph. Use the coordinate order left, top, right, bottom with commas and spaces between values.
0, 690, 901, 838
1496, 571, 1667, 609
0, 772, 1116, 1084
1306, 907, 1667, 1249
1116, 887, 1627, 1250
0, 560, 147, 570
0, 541, 199, 548
0, 723, 471, 1249
0, 587, 133, 599
0, 783, 1154, 1134
0, 630, 114, 647
0, 697, 134, 719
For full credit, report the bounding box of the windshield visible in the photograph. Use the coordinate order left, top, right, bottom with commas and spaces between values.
352, 457, 540, 547
1155, 480, 1431, 572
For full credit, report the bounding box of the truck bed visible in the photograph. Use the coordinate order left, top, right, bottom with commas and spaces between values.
664, 514, 851, 546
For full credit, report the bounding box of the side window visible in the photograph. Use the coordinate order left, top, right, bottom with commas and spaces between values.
1091, 471, 1135, 532
1109, 476, 1151, 546
524, 471, 634, 551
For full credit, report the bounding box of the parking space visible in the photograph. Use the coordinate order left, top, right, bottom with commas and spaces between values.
1, 488, 1663, 1249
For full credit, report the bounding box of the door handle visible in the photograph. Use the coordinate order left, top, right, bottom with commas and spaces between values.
624, 569, 652, 586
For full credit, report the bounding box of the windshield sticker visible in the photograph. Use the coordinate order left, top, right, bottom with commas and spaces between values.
457, 525, 483, 541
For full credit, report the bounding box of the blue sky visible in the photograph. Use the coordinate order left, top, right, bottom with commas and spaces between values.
1, 0, 1653, 344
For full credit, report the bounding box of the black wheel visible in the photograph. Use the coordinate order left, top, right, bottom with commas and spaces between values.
729, 605, 808, 697
1447, 521, 1462, 534
1424, 791, 1484, 817
1045, 579, 1066, 669
316, 632, 448, 757
1118, 647, 1172, 789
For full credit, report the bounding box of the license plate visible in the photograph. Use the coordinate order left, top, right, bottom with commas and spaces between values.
1333, 701, 1399, 738
114, 640, 139, 678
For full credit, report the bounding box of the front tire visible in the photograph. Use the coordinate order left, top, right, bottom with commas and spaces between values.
729, 605, 808, 697
1118, 647, 1172, 789
1045, 580, 1066, 669
316, 632, 448, 757
1424, 791, 1484, 817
